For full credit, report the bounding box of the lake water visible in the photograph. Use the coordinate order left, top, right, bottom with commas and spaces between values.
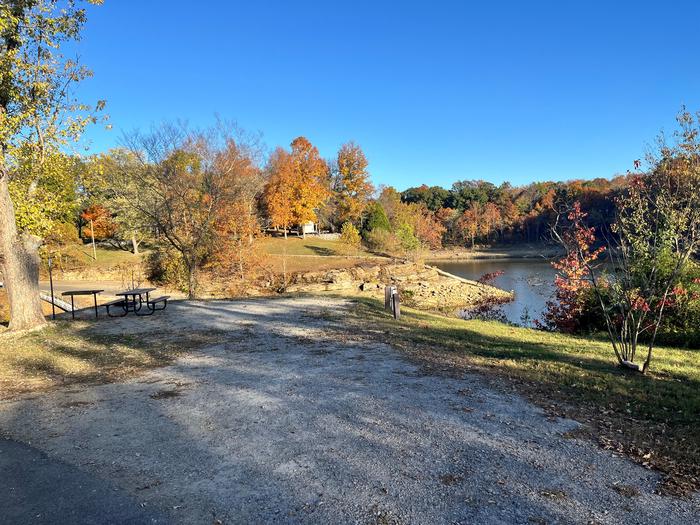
430, 259, 558, 326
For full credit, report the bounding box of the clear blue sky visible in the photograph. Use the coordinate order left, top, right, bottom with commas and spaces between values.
75, 0, 700, 190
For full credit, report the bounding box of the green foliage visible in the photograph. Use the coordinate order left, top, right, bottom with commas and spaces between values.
85, 150, 151, 251
8, 149, 81, 238
0, 0, 106, 154
395, 222, 420, 252
573, 261, 700, 348
449, 180, 501, 209
401, 185, 450, 211
145, 247, 187, 290
362, 201, 390, 236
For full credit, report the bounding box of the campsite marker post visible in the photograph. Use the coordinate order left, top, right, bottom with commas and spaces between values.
384, 285, 400, 319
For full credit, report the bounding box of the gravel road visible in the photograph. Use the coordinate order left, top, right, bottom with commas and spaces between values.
1, 297, 698, 524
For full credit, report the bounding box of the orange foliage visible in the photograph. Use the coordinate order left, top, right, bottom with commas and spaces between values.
480, 202, 502, 240
457, 205, 480, 247
408, 203, 445, 250
263, 137, 329, 233
81, 204, 116, 240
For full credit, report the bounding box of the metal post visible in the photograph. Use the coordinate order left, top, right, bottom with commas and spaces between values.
391, 289, 401, 320
48, 256, 56, 320
384, 285, 393, 311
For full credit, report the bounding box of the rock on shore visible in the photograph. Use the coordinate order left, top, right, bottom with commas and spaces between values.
285, 261, 512, 311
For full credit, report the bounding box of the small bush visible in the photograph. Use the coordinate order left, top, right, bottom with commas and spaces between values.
395, 222, 419, 251
145, 247, 187, 289
340, 222, 361, 250
364, 228, 400, 254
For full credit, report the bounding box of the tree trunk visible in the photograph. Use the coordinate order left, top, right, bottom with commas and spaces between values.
90, 219, 97, 260
184, 257, 197, 300
0, 175, 46, 331
131, 233, 140, 255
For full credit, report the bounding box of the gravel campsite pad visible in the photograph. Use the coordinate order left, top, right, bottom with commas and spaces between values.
1, 297, 698, 524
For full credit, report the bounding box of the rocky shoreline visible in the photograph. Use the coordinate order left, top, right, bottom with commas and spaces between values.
285, 261, 512, 312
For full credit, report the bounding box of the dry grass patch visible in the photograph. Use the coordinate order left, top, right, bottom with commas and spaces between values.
0, 321, 225, 399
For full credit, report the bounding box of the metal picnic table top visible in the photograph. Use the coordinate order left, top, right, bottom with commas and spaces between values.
115, 288, 156, 296
60, 289, 104, 319
61, 289, 104, 296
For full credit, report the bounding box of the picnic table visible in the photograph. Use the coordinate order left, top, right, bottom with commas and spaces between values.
61, 289, 104, 320
104, 288, 170, 317
116, 287, 156, 314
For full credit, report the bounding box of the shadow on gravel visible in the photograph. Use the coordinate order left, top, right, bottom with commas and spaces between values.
1, 298, 698, 523
0, 437, 168, 524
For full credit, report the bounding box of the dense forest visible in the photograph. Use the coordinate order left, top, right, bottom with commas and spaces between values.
397, 176, 628, 247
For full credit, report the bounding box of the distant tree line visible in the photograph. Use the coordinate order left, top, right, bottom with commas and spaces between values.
398, 177, 627, 247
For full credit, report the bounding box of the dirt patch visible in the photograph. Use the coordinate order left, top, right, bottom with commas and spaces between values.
342, 300, 700, 498
539, 489, 568, 500
149, 390, 182, 400
59, 400, 95, 408
439, 473, 464, 486
613, 484, 642, 498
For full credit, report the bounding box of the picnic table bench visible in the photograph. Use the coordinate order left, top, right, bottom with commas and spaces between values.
105, 288, 170, 317
61, 289, 104, 319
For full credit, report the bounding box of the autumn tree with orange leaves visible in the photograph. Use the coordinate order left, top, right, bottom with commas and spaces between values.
480, 202, 502, 242
106, 124, 261, 298
80, 203, 116, 259
263, 137, 329, 238
81, 204, 117, 242
542, 202, 605, 333
262, 148, 295, 238
210, 138, 266, 286
457, 205, 480, 247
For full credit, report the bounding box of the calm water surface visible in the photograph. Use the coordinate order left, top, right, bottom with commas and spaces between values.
431, 259, 557, 325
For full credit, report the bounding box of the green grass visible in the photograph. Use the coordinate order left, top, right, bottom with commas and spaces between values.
57, 245, 143, 271
258, 236, 386, 274
260, 236, 375, 257
348, 297, 700, 493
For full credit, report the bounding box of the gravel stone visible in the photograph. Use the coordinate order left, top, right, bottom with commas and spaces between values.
1, 297, 698, 524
